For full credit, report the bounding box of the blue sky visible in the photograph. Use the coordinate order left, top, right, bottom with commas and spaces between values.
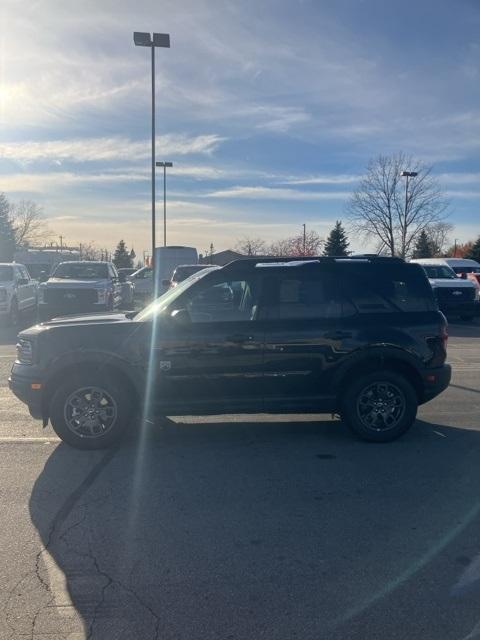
1, 0, 479, 256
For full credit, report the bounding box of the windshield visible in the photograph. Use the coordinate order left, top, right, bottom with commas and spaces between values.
136, 269, 213, 321
52, 262, 109, 280
0, 266, 13, 281
422, 265, 457, 280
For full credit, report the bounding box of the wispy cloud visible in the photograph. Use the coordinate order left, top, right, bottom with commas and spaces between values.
0, 134, 225, 164
281, 174, 360, 185
206, 186, 351, 200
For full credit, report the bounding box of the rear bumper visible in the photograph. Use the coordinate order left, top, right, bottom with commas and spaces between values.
420, 364, 451, 404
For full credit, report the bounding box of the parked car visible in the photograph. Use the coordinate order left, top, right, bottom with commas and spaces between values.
0, 263, 37, 326
441, 258, 480, 278
117, 269, 136, 309
410, 258, 479, 321
128, 266, 153, 301
37, 261, 123, 321
168, 264, 219, 288
10, 255, 451, 449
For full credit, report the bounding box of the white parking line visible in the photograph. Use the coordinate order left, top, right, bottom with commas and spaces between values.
0, 437, 59, 443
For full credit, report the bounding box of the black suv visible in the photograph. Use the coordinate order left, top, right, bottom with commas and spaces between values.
9, 256, 451, 449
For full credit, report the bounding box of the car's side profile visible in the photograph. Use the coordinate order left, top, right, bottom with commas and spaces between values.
9, 256, 451, 449
0, 263, 38, 326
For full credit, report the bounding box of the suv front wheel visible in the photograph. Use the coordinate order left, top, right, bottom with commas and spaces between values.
50, 373, 131, 449
341, 371, 417, 442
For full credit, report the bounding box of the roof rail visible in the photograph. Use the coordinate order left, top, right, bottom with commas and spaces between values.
222, 254, 404, 269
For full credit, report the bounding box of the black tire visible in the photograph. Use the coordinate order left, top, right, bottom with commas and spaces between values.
460, 315, 474, 322
340, 371, 418, 443
50, 373, 132, 449
9, 298, 19, 327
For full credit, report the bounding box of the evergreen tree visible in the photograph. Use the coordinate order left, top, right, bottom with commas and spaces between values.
0, 193, 15, 262
465, 236, 480, 262
323, 220, 350, 256
112, 239, 133, 268
411, 229, 434, 258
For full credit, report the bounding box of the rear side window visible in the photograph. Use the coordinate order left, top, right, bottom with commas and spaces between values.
264, 269, 351, 319
342, 264, 434, 313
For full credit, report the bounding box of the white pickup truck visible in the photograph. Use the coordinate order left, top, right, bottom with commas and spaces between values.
0, 263, 38, 326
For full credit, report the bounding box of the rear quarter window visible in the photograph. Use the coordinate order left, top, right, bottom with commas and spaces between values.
341, 263, 434, 313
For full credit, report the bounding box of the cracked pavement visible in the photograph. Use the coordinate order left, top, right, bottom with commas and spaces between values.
1, 321, 480, 639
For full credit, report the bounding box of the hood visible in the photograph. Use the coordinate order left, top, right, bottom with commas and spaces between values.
428, 278, 475, 288
40, 312, 130, 327
42, 278, 110, 288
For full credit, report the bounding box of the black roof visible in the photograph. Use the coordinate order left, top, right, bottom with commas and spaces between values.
222, 254, 405, 272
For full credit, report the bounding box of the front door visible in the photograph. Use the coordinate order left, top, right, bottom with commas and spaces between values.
150, 271, 266, 414
261, 265, 354, 411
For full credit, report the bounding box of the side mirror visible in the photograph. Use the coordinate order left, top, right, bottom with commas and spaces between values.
118, 273, 126, 283
162, 279, 172, 288
170, 308, 191, 326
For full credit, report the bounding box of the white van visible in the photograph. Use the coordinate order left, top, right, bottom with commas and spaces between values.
410, 258, 479, 321
128, 246, 199, 302
154, 246, 198, 294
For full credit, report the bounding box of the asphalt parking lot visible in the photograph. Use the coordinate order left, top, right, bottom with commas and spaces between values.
0, 318, 480, 639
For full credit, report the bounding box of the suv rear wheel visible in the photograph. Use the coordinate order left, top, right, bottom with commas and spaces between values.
50, 373, 132, 449
341, 371, 417, 442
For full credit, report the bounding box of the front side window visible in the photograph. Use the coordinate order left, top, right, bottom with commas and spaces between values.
186, 277, 258, 322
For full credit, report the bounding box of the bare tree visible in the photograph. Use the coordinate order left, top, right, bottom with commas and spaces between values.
269, 230, 323, 257
10, 200, 52, 247
234, 237, 267, 256
347, 152, 449, 258
79, 241, 102, 260
425, 221, 453, 256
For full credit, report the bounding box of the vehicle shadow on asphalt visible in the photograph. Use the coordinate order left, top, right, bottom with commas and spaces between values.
23, 416, 480, 639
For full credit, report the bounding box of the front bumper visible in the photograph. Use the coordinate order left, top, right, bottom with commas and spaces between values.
9, 369, 44, 419
421, 364, 452, 403
38, 302, 109, 321
437, 300, 480, 317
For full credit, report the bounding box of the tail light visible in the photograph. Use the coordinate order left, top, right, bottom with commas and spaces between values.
440, 324, 448, 351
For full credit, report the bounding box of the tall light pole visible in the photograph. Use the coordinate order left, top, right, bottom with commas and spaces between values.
133, 31, 170, 270
156, 161, 173, 246
400, 170, 418, 257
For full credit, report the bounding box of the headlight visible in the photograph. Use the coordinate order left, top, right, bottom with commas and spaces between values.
0, 289, 7, 302
96, 290, 107, 303
16, 339, 34, 365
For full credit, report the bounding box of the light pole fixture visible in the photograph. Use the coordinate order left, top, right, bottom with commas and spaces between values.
156, 161, 173, 246
400, 170, 418, 257
133, 31, 170, 269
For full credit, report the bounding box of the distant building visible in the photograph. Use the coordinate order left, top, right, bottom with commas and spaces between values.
199, 249, 244, 266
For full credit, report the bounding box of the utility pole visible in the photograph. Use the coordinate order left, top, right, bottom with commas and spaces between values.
303, 223, 306, 256
59, 235, 63, 252
454, 239, 458, 257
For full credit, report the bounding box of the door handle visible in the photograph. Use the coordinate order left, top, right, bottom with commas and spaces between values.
324, 331, 352, 340
226, 334, 254, 344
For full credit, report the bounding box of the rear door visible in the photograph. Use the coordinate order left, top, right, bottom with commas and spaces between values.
262, 264, 355, 411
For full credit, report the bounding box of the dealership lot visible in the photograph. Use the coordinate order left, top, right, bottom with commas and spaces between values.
0, 320, 480, 639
